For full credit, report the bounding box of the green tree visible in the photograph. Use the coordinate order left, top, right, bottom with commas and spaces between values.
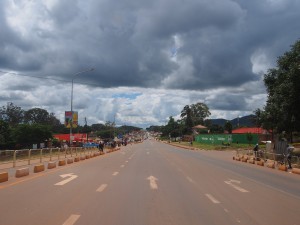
180, 105, 194, 134
0, 102, 24, 126
0, 120, 12, 149
263, 39, 300, 141
24, 108, 50, 124
209, 124, 224, 134
190, 103, 211, 125
180, 102, 211, 135
224, 121, 233, 134
162, 116, 180, 138
12, 124, 52, 149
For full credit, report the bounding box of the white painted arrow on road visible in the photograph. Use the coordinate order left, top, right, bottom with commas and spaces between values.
225, 179, 249, 193
55, 173, 78, 186
147, 176, 158, 190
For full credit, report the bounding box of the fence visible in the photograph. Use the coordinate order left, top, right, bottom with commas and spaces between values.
0, 147, 99, 170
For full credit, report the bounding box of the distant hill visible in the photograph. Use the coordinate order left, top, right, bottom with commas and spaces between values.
208, 115, 256, 127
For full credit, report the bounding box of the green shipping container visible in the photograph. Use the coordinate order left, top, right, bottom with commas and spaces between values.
195, 134, 232, 145
195, 133, 259, 145
232, 134, 258, 145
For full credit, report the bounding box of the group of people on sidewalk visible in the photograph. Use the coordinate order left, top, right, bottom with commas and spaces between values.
253, 143, 294, 169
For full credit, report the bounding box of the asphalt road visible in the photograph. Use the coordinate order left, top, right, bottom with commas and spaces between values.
0, 140, 299, 225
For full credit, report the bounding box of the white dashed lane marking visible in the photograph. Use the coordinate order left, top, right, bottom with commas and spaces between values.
62, 214, 80, 225
205, 194, 220, 204
96, 184, 108, 192
113, 172, 119, 176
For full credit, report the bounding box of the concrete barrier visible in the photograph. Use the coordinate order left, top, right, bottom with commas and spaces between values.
67, 158, 73, 164
74, 157, 80, 162
34, 164, 45, 173
256, 161, 264, 166
80, 156, 86, 160
47, 161, 56, 169
248, 158, 255, 164
241, 156, 248, 162
292, 168, 300, 175
58, 160, 66, 166
0, 172, 8, 183
86, 155, 90, 159
15, 167, 29, 178
266, 161, 275, 169
278, 164, 287, 172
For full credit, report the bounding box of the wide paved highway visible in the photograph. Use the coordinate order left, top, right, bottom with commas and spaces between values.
0, 140, 299, 225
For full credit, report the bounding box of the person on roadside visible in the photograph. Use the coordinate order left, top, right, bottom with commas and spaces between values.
98, 141, 104, 153
253, 143, 259, 160
286, 144, 294, 169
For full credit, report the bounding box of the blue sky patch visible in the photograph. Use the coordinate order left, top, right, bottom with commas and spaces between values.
113, 93, 142, 100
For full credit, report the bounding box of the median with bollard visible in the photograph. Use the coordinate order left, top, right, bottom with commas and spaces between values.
233, 149, 300, 175
0, 146, 121, 183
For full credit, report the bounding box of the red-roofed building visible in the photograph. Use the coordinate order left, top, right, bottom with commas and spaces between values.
232, 127, 271, 135
53, 133, 89, 142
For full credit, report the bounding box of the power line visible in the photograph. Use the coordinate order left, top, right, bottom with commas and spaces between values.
0, 69, 101, 87
0, 70, 70, 82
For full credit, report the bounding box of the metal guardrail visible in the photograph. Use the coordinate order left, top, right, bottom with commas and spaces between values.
235, 149, 300, 168
0, 147, 99, 169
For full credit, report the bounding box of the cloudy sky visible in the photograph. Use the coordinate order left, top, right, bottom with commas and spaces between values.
0, 0, 299, 128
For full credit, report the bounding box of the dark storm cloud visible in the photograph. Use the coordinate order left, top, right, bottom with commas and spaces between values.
1, 0, 300, 91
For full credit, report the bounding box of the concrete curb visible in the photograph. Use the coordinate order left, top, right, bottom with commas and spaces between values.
278, 164, 287, 172
256, 161, 264, 166
34, 164, 45, 173
292, 168, 300, 175
266, 161, 275, 169
15, 167, 29, 178
58, 160, 66, 166
67, 158, 73, 164
47, 161, 56, 169
0, 172, 8, 183
248, 159, 255, 164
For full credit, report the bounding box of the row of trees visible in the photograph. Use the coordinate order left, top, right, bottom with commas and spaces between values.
151, 102, 235, 138
156, 102, 211, 138
0, 102, 141, 149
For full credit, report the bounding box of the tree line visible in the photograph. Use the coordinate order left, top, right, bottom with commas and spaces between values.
146, 102, 236, 138
0, 102, 141, 150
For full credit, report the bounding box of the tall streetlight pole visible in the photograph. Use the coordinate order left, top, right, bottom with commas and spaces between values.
69, 68, 94, 144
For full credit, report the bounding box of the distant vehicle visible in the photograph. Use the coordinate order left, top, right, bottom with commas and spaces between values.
82, 142, 99, 147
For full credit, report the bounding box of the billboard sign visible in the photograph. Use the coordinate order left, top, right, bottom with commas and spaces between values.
65, 111, 78, 128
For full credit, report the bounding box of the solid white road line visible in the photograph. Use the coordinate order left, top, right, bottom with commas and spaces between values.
113, 172, 119, 176
205, 194, 220, 204
62, 214, 80, 225
96, 184, 108, 192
